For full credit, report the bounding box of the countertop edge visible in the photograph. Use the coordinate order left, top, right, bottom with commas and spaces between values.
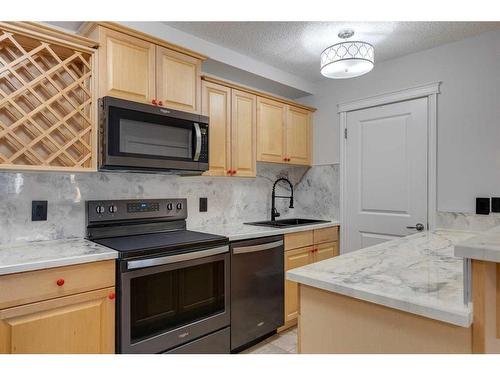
0, 251, 118, 276
286, 271, 472, 328
194, 221, 340, 242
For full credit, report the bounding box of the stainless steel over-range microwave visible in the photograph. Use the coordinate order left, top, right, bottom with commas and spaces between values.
98, 96, 209, 174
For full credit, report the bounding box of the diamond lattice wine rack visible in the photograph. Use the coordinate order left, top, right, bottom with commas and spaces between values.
0, 23, 97, 171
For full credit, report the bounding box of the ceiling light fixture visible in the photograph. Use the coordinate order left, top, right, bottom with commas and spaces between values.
320, 29, 374, 79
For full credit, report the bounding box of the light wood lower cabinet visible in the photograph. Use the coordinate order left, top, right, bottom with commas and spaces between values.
0, 287, 115, 354
202, 81, 256, 177
284, 246, 314, 323
0, 260, 115, 354
282, 226, 339, 330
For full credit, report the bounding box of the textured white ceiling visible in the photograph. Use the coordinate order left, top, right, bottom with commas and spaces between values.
165, 21, 500, 82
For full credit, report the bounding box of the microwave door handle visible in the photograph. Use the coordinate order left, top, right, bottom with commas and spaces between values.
193, 122, 201, 161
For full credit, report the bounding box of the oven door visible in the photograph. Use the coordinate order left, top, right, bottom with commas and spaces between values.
119, 246, 230, 354
100, 96, 208, 172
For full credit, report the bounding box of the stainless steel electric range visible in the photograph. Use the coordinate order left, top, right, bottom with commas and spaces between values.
86, 199, 230, 354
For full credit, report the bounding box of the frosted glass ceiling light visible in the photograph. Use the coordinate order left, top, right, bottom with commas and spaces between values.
320, 29, 374, 79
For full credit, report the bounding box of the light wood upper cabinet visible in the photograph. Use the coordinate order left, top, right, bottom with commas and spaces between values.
87, 24, 204, 112
202, 81, 231, 176
231, 89, 256, 177
202, 82, 256, 177
0, 288, 115, 354
98, 28, 156, 103
157, 46, 201, 113
257, 97, 313, 166
257, 97, 286, 163
286, 106, 312, 165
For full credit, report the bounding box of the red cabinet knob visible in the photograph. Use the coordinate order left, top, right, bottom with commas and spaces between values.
152, 99, 157, 105
56, 278, 65, 286
108, 292, 116, 300
227, 169, 232, 175
158, 100, 163, 106
231, 170, 236, 175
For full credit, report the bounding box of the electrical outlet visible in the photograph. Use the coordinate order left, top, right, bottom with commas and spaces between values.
492, 197, 500, 213
476, 197, 490, 215
32, 200, 48, 221
199, 197, 208, 212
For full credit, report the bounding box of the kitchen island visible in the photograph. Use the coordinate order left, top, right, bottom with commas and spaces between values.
287, 229, 478, 353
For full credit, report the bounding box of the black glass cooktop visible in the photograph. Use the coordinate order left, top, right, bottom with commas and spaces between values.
93, 230, 228, 259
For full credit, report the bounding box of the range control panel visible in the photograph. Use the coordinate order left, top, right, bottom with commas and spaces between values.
86, 199, 187, 224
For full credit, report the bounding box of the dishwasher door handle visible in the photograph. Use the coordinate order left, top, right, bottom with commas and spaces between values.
232, 240, 284, 254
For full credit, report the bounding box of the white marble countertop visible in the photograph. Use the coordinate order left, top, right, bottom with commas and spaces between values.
189, 220, 340, 242
0, 238, 118, 276
287, 229, 478, 327
454, 225, 500, 262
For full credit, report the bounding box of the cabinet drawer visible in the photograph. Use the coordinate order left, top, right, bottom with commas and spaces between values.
285, 230, 313, 251
313, 226, 339, 244
0, 260, 115, 310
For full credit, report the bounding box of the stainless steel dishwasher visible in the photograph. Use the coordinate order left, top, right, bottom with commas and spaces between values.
230, 235, 284, 352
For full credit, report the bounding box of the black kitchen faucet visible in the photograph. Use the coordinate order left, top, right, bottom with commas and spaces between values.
271, 177, 294, 221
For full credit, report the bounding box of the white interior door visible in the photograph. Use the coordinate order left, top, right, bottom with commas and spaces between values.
344, 97, 428, 252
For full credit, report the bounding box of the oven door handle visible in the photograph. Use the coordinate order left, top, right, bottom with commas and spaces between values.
127, 245, 229, 270
232, 240, 283, 255
193, 122, 201, 161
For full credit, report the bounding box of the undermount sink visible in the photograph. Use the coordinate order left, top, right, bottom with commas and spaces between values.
245, 218, 330, 228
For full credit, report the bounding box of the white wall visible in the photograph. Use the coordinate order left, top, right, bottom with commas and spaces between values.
301, 30, 500, 213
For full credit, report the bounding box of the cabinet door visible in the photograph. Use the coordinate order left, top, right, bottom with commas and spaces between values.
231, 89, 256, 177
284, 246, 314, 323
99, 27, 155, 103
314, 242, 338, 263
201, 81, 231, 176
0, 288, 115, 354
157, 46, 201, 113
257, 97, 286, 163
286, 106, 312, 165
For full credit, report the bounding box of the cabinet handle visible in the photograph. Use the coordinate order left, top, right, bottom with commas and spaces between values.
56, 278, 65, 286
108, 292, 116, 300
227, 169, 232, 175
232, 170, 237, 175
152, 99, 157, 105
158, 100, 163, 106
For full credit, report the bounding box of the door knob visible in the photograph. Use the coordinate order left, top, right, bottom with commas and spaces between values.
407, 223, 425, 231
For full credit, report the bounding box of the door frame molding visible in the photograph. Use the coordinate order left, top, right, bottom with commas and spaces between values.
338, 81, 441, 253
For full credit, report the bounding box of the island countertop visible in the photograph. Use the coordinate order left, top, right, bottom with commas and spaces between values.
0, 238, 118, 275
454, 225, 500, 262
287, 229, 478, 327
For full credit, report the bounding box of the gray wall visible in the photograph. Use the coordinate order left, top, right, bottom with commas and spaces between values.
301, 29, 500, 213
0, 164, 338, 245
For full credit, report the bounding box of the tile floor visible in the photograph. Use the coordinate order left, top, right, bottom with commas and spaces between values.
241, 327, 297, 354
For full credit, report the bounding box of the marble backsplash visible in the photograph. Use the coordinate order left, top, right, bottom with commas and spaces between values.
436, 211, 500, 232
0, 163, 339, 245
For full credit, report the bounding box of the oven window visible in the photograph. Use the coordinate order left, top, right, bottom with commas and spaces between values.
119, 119, 192, 158
129, 260, 225, 343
